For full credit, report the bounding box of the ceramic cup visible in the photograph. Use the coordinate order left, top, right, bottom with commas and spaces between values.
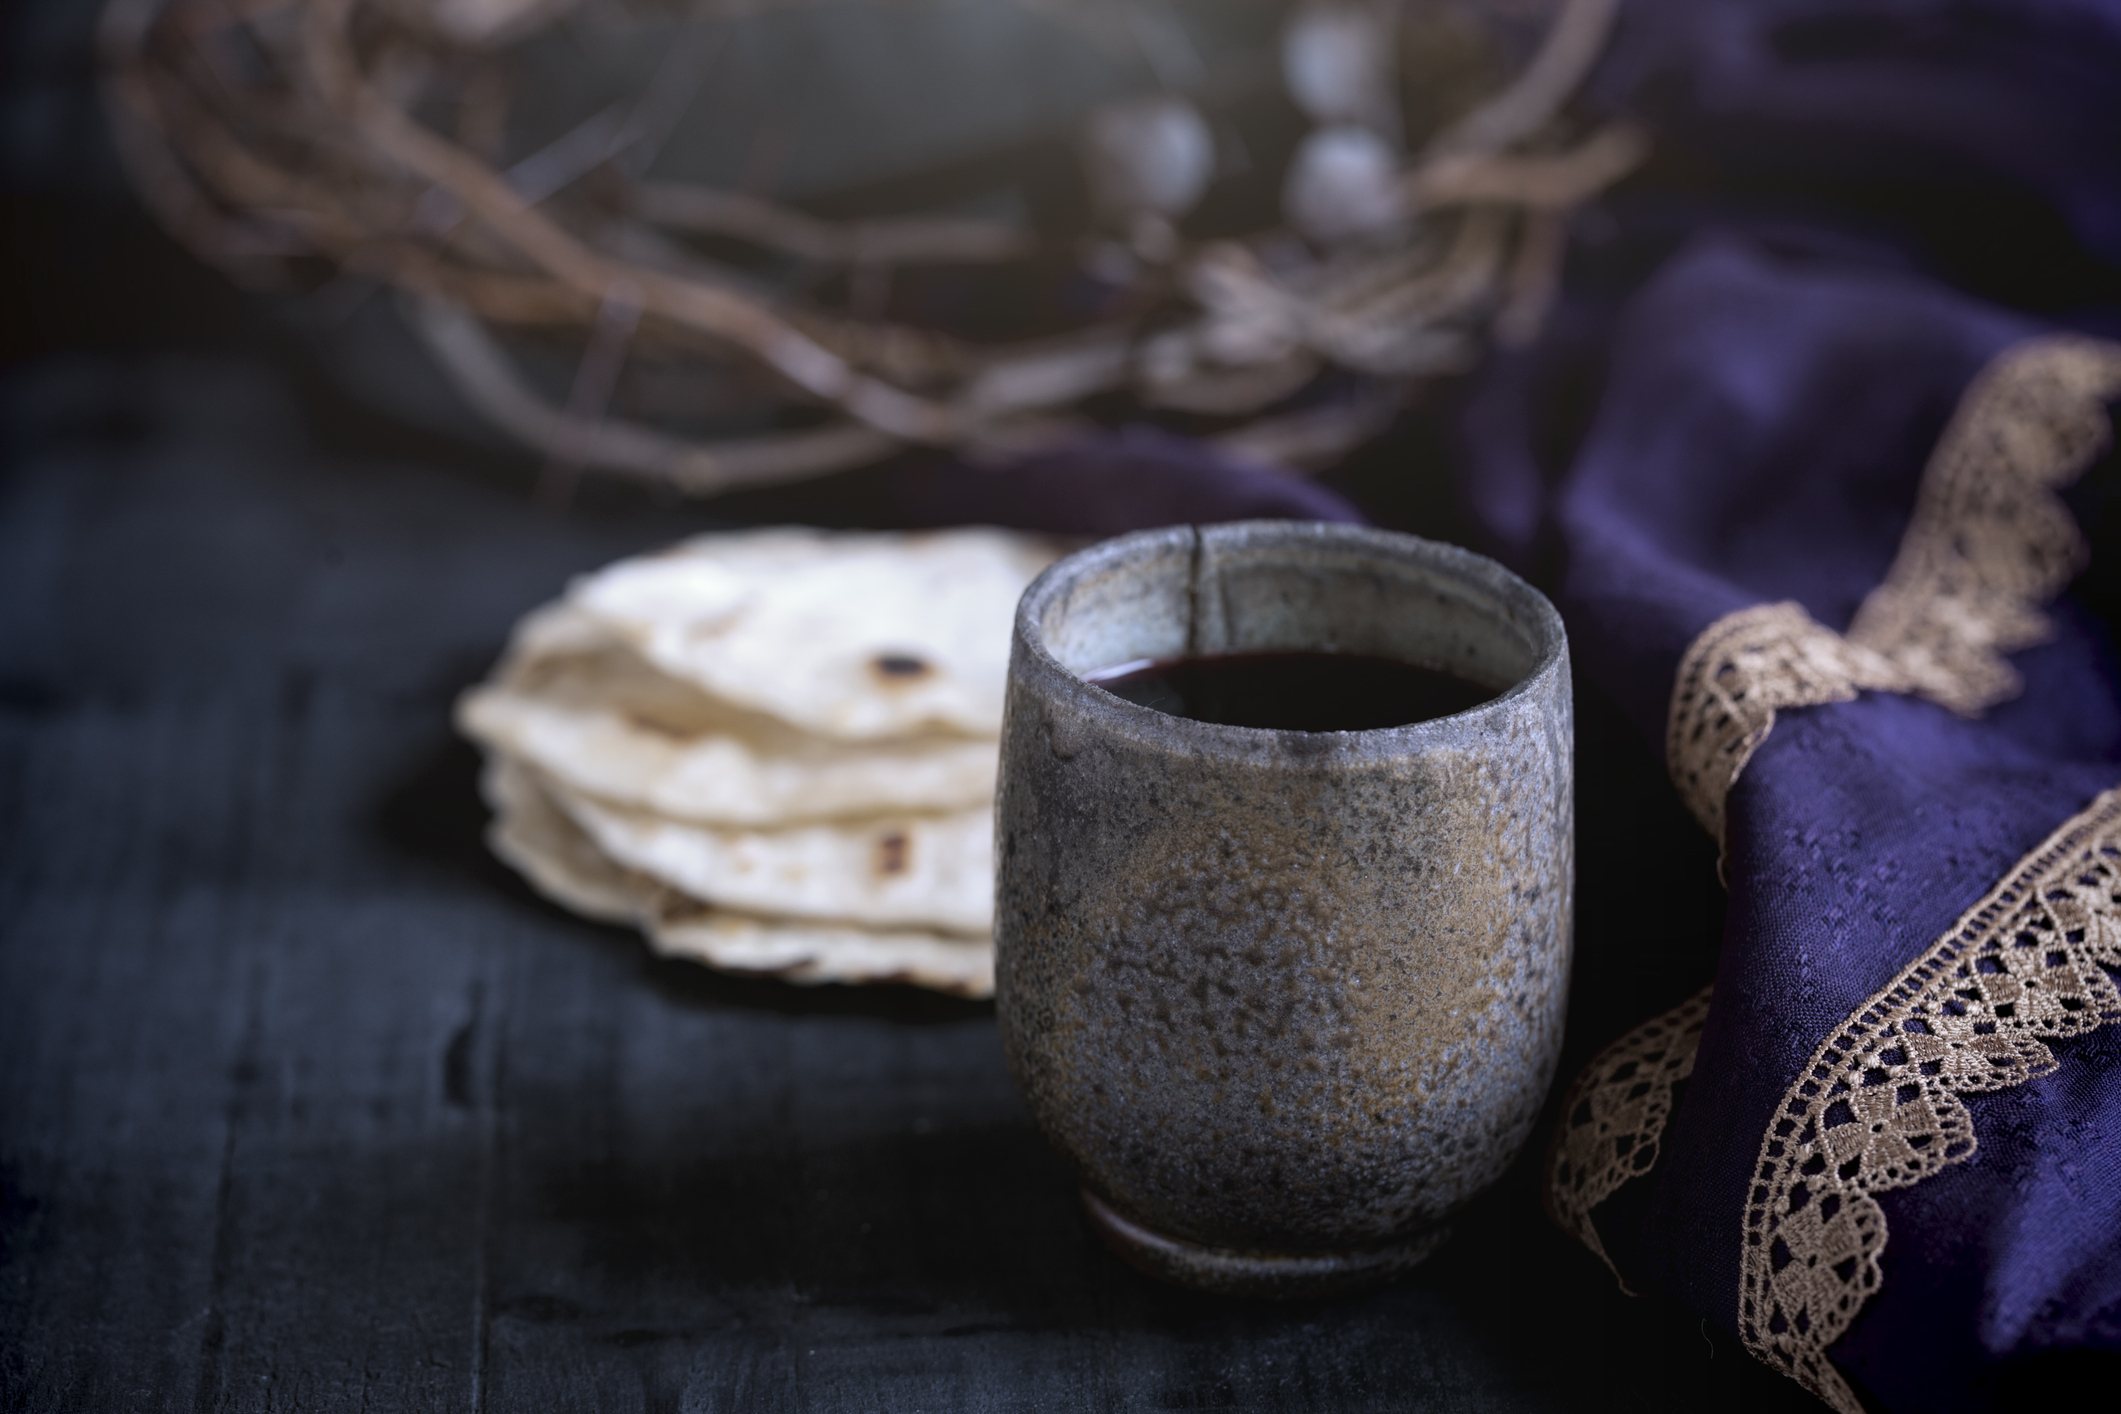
994, 521, 1573, 1297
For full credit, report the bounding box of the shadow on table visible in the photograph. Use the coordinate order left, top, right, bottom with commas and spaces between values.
474, 1092, 1821, 1411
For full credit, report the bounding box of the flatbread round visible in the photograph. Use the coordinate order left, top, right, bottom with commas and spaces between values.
457, 645, 997, 826
570, 527, 1059, 741
499, 598, 629, 667
481, 753, 667, 924
482, 758, 994, 996
543, 771, 995, 936
648, 904, 992, 997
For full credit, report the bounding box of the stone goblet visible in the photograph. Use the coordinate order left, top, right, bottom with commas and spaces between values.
995, 521, 1573, 1297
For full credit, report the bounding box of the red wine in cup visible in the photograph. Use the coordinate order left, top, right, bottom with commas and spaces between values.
1084, 651, 1496, 733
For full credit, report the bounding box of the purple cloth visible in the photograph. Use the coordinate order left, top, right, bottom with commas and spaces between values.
1454, 1, 2121, 1407
1586, 0, 2121, 275
1541, 233, 2121, 1411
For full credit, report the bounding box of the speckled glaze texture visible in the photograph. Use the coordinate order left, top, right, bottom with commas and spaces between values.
996, 522, 1573, 1296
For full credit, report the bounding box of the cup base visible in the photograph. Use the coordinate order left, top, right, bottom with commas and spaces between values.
1080, 1189, 1450, 1299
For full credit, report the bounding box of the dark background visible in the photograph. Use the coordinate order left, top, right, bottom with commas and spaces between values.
0, 2, 1814, 1409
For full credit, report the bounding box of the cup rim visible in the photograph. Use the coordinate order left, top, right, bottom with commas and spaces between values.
1012, 520, 1568, 760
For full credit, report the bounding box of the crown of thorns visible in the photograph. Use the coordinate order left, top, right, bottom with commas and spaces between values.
104, 0, 1640, 497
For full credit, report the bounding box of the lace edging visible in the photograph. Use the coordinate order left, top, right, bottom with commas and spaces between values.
1543, 985, 1713, 1290
1847, 338, 2121, 715
1738, 785, 2121, 1414
1666, 336, 2121, 845
1666, 605, 1897, 844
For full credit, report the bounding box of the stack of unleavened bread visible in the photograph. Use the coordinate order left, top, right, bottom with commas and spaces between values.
457, 528, 1061, 997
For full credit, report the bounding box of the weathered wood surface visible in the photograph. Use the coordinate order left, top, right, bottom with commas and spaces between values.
0, 340, 1818, 1412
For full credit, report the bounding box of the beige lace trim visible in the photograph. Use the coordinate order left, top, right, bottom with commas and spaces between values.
1544, 985, 1714, 1288
1847, 338, 2121, 714
1667, 335, 2121, 843
1738, 785, 2121, 1413
1666, 605, 1900, 846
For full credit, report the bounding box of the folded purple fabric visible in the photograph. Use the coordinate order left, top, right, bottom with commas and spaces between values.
1454, 2, 2121, 1409
1532, 230, 2120, 1411
1587, 0, 2121, 278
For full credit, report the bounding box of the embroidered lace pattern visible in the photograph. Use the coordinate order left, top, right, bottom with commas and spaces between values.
1665, 605, 1899, 845
1846, 338, 2121, 715
1666, 335, 2121, 843
1544, 985, 1713, 1286
1738, 786, 2121, 1414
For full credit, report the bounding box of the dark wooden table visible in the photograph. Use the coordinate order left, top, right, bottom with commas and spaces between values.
0, 10, 1823, 1408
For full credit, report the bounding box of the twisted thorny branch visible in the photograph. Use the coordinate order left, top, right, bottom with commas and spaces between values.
102, 0, 1644, 493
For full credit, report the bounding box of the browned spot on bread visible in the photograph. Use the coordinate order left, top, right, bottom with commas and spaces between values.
624, 710, 692, 740
874, 831, 910, 876
872, 653, 932, 683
